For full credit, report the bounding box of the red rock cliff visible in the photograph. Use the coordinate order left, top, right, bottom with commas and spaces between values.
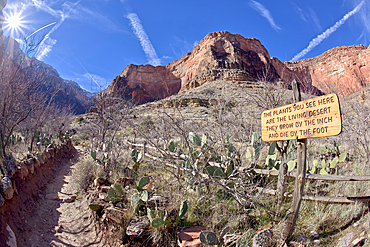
106, 64, 181, 104
285, 45, 370, 97
170, 31, 281, 92
106, 31, 290, 103
106, 31, 369, 103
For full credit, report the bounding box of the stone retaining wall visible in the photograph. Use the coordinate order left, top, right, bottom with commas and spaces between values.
0, 140, 76, 246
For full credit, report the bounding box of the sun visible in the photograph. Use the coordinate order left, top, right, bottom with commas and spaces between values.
7, 14, 22, 29
3, 11, 27, 37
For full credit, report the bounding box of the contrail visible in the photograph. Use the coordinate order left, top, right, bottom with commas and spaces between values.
72, 53, 102, 90
126, 13, 161, 66
26, 22, 56, 39
249, 0, 280, 31
36, 0, 81, 60
291, 0, 365, 62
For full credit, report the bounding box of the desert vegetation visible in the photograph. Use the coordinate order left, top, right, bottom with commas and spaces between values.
2, 41, 369, 245
47, 76, 367, 247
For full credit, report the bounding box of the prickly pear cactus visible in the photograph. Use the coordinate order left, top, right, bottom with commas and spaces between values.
252, 229, 275, 247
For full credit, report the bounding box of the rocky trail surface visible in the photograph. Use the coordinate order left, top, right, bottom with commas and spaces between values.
12, 146, 121, 247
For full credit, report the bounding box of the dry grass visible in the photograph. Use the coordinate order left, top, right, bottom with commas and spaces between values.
69, 156, 95, 194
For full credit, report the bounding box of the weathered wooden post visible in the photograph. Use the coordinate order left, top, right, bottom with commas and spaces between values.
276, 162, 288, 206
261, 80, 342, 242
282, 80, 306, 240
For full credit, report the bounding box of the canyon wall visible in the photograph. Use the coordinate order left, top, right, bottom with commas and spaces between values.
285, 45, 370, 97
106, 31, 370, 103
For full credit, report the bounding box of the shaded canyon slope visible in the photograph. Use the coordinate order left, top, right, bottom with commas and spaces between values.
0, 3, 91, 115
106, 31, 370, 104
0, 37, 92, 114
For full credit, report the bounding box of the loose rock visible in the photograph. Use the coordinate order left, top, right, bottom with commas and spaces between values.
177, 226, 212, 247
62, 195, 76, 203
6, 224, 17, 247
352, 237, 366, 246
313, 239, 322, 245
147, 194, 169, 208
2, 176, 14, 200
311, 231, 319, 239
126, 216, 150, 237
103, 207, 126, 225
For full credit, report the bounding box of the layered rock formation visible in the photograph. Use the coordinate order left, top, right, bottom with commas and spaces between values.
170, 31, 281, 91
107, 31, 370, 103
107, 64, 181, 104
285, 45, 370, 97
106, 31, 292, 104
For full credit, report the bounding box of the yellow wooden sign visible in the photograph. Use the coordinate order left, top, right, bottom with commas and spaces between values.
261, 93, 342, 141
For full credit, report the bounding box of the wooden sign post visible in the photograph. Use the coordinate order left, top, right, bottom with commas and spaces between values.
261, 81, 342, 241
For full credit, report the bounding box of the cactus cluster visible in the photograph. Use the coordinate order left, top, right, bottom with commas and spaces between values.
309, 146, 347, 175
264, 140, 297, 172
246, 132, 262, 165
131, 176, 150, 213
90, 142, 113, 166
107, 183, 125, 202
147, 200, 187, 229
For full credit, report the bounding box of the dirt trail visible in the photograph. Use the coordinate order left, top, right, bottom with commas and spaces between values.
14, 146, 121, 247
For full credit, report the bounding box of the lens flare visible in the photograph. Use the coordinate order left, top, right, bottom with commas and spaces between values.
3, 11, 27, 37
7, 14, 22, 29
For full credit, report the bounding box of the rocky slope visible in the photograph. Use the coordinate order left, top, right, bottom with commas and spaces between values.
107, 31, 370, 103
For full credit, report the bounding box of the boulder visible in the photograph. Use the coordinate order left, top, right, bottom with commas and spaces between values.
103, 207, 126, 225
147, 194, 169, 208
45, 193, 58, 200
352, 237, 366, 246
25, 158, 35, 174
177, 226, 213, 247
62, 195, 76, 203
126, 216, 150, 237
1, 176, 14, 200
3, 160, 16, 176
5, 224, 17, 247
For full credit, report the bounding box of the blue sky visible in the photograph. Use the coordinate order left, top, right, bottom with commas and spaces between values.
2, 0, 370, 92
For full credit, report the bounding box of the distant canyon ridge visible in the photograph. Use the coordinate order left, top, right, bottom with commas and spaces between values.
106, 31, 370, 104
